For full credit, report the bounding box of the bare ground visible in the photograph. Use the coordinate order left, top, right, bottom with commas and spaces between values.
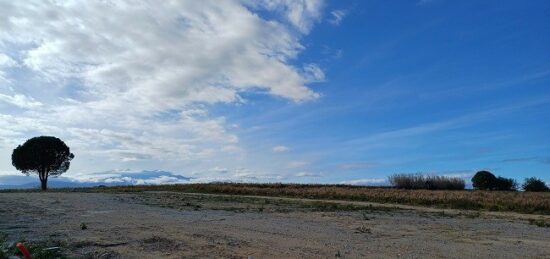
0, 192, 549, 258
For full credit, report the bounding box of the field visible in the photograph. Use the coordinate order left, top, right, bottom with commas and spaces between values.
1, 184, 549, 258
4, 183, 548, 214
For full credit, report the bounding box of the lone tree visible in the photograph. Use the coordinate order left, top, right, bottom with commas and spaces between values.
471, 170, 497, 190
12, 136, 74, 190
472, 170, 517, 191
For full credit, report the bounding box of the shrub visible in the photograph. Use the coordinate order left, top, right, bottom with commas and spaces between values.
523, 177, 549, 192
389, 174, 425, 189
494, 177, 517, 191
389, 173, 465, 190
472, 171, 497, 190
425, 175, 465, 190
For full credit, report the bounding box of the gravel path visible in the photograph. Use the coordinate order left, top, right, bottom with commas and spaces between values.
0, 192, 549, 258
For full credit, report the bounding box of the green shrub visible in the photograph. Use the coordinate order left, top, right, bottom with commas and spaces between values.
523, 177, 549, 192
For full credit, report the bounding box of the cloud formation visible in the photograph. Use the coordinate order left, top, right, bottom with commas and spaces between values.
0, 0, 325, 180
272, 145, 290, 153
328, 10, 346, 25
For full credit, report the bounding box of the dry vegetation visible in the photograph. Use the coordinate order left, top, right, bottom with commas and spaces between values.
388, 174, 465, 190
4, 183, 549, 214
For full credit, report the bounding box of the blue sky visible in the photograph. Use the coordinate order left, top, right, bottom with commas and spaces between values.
0, 0, 548, 186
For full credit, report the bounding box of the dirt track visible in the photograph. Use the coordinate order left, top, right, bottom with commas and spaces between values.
0, 192, 549, 258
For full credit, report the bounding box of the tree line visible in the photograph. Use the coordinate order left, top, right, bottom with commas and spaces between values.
389, 171, 548, 192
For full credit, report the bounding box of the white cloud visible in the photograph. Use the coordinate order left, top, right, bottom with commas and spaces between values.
0, 53, 17, 67
272, 145, 290, 153
340, 178, 387, 186
188, 167, 285, 183
245, 0, 325, 33
0, 1, 326, 181
339, 162, 373, 170
303, 64, 325, 82
0, 52, 17, 83
328, 10, 346, 25
288, 161, 309, 168
0, 93, 42, 109
57, 169, 190, 185
0, 1, 320, 105
295, 171, 322, 177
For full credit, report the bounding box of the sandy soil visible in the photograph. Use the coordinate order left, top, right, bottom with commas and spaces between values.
0, 192, 549, 258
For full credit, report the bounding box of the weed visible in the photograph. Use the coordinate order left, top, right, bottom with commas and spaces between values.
355, 225, 371, 233
80, 223, 88, 230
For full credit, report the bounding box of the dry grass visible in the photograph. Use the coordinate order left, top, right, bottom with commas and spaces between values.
3, 183, 549, 214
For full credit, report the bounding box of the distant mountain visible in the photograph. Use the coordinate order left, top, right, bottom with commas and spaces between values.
0, 180, 106, 189
0, 170, 191, 190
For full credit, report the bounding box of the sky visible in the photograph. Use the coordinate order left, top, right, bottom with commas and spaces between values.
0, 0, 549, 186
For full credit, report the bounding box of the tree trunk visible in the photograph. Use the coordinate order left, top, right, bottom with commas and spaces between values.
40, 179, 48, 191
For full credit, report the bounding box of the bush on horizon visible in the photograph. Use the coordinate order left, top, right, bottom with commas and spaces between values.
523, 177, 549, 192
388, 173, 465, 190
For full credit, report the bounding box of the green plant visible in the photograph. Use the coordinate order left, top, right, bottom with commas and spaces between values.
523, 177, 549, 192
80, 223, 88, 230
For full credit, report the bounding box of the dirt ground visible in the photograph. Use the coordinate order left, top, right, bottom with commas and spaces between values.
0, 192, 549, 258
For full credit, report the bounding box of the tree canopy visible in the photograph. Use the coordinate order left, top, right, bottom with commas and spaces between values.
12, 136, 74, 190
471, 170, 497, 190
